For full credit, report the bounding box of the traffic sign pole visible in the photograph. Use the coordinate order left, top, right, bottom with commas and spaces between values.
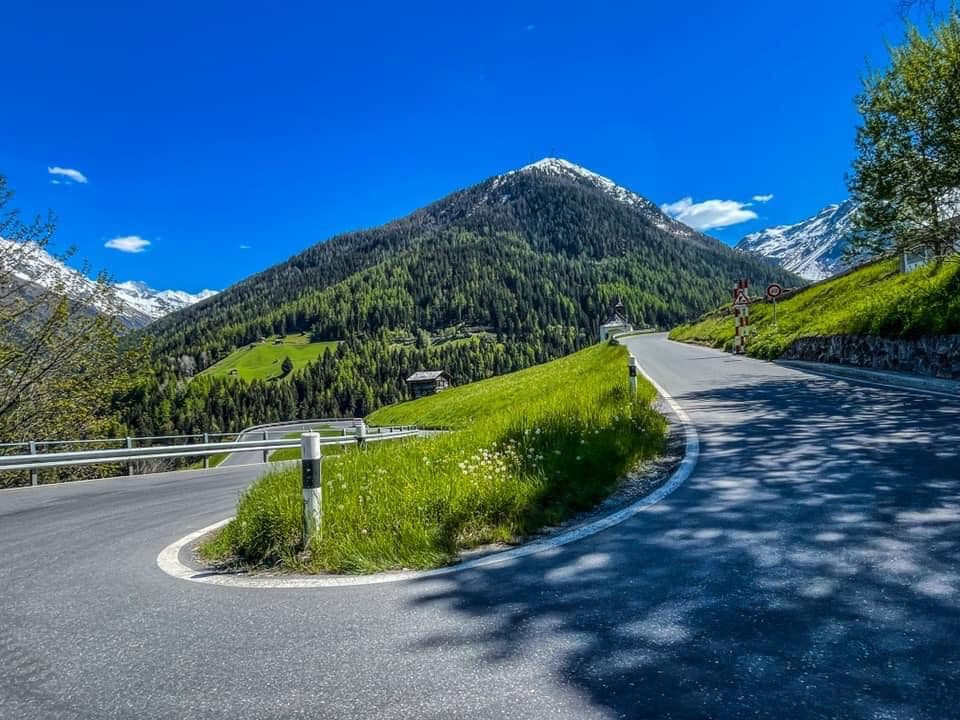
765, 283, 784, 330
732, 279, 750, 354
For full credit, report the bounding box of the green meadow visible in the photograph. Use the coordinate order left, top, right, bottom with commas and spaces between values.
199, 335, 340, 382
200, 342, 667, 574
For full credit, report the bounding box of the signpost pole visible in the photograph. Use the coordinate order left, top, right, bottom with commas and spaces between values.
765, 283, 783, 331
732, 279, 750, 354
627, 354, 639, 395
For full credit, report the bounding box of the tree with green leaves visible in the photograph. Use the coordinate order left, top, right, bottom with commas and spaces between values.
0, 175, 144, 445
281, 355, 294, 376
850, 12, 960, 260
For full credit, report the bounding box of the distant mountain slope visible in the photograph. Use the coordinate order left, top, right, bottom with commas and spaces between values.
113, 281, 217, 322
146, 157, 800, 360
736, 200, 859, 281
0, 237, 217, 327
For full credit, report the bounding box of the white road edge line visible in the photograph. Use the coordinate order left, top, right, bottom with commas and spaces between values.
156, 361, 700, 589
775, 363, 959, 401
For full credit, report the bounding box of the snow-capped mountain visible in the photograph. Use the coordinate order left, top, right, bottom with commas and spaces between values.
113, 281, 217, 320
0, 237, 217, 327
501, 157, 699, 240
736, 199, 859, 281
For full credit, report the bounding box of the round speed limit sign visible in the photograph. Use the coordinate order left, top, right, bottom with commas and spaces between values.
766, 283, 784, 300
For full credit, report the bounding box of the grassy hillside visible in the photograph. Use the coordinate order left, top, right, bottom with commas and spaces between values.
201, 342, 667, 574
368, 347, 610, 429
670, 258, 960, 358
199, 335, 339, 382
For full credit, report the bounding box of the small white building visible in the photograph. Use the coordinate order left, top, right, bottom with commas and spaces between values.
599, 297, 633, 341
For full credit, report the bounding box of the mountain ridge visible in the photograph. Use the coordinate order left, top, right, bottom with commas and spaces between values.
145, 156, 799, 359
736, 199, 859, 281
0, 236, 217, 327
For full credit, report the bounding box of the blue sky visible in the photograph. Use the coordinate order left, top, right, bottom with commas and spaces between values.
0, 1, 922, 292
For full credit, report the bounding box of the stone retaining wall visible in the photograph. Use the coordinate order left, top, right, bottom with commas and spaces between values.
781, 334, 960, 380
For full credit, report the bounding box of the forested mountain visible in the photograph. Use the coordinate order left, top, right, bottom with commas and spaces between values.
123, 158, 799, 435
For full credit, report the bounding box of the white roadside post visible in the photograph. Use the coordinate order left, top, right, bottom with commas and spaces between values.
301, 432, 323, 544
627, 354, 639, 395
126, 437, 134, 476
356, 420, 367, 448
29, 441, 38, 486
262, 430, 269, 463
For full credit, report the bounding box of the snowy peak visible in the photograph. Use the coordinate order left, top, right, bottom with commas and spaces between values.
113, 281, 217, 320
736, 200, 859, 281
500, 157, 698, 239
0, 237, 217, 326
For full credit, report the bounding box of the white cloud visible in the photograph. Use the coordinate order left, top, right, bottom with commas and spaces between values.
48, 166, 88, 184
239, 244, 252, 250
104, 235, 151, 253
752, 193, 774, 203
661, 196, 758, 231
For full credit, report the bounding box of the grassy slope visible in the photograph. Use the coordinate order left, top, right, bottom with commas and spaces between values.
669, 258, 960, 359
199, 335, 340, 382
201, 343, 667, 574
267, 426, 344, 462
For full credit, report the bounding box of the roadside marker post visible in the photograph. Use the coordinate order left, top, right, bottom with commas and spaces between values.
203, 433, 210, 469
262, 430, 269, 463
300, 432, 323, 544
126, 437, 134, 476
627, 354, 639, 395
356, 420, 367, 448
29, 441, 38, 486
732, 279, 750, 354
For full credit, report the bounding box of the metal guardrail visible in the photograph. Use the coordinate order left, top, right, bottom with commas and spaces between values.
0, 424, 419, 479
0, 418, 365, 454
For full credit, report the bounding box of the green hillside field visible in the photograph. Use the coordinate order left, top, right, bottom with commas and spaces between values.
199, 335, 340, 382
669, 258, 960, 359
200, 342, 667, 574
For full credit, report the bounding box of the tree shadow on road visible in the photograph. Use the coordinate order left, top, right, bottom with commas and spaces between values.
405, 375, 960, 719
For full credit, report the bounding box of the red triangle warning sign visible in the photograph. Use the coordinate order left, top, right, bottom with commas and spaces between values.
733, 289, 750, 305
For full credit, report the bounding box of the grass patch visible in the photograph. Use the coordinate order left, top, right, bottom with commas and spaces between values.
199, 335, 340, 382
669, 258, 960, 359
199, 343, 668, 574
188, 451, 229, 470
267, 426, 344, 462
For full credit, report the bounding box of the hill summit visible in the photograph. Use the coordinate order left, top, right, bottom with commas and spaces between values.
146, 156, 798, 363
127, 158, 800, 435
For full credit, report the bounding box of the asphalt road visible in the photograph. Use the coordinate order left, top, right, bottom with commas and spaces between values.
219, 419, 358, 467
2, 334, 959, 719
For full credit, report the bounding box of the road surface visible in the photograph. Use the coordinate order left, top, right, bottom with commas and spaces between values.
1, 334, 958, 719
219, 419, 358, 467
